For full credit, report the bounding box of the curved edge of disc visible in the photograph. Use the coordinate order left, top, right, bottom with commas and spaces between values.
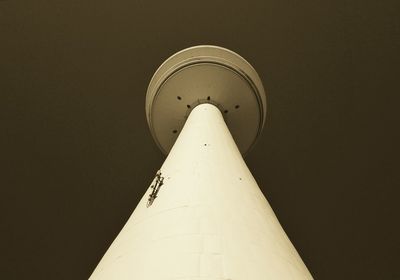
145, 45, 267, 155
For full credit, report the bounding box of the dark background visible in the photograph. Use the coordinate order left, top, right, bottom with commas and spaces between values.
1, 0, 399, 279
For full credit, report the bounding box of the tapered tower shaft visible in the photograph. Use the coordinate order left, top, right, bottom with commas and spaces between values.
90, 104, 312, 279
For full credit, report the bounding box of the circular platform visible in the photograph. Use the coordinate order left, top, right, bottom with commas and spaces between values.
145, 45, 267, 155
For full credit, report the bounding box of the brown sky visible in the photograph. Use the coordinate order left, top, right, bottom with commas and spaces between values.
1, 0, 399, 279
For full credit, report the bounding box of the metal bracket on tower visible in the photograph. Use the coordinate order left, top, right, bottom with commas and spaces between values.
147, 170, 164, 207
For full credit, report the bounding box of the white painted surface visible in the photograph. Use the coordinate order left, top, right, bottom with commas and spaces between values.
90, 104, 313, 279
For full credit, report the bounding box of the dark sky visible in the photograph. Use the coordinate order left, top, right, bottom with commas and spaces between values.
1, 0, 399, 279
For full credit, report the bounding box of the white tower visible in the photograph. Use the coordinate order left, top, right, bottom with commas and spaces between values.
90, 46, 313, 279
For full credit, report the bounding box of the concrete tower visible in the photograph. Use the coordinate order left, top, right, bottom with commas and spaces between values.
90, 46, 313, 279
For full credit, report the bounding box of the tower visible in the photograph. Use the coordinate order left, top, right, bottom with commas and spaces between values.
90, 46, 313, 279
